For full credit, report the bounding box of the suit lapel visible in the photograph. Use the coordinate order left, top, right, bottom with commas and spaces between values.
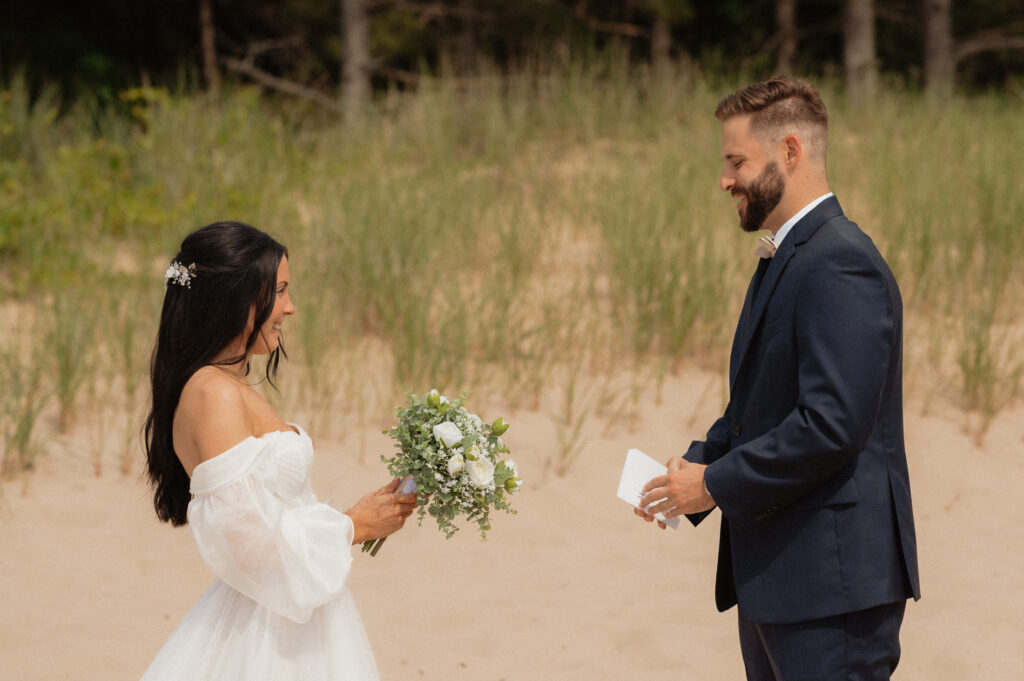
730, 257, 769, 384
728, 196, 844, 393
730, 249, 792, 392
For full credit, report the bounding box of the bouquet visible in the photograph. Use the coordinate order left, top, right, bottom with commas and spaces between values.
361, 389, 521, 556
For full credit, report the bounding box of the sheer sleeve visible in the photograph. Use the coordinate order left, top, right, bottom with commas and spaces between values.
186, 434, 354, 624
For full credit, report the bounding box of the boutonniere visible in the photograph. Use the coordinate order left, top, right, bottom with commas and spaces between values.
754, 234, 776, 259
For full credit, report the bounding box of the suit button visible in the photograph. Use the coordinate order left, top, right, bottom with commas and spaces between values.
731, 425, 742, 437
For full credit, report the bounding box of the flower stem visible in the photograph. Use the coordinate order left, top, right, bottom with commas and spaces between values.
361, 537, 386, 556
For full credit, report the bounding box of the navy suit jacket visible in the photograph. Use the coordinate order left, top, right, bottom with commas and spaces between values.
685, 196, 920, 624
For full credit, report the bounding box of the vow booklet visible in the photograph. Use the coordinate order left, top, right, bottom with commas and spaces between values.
617, 448, 680, 530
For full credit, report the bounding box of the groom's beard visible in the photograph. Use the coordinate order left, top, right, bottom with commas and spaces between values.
735, 161, 785, 232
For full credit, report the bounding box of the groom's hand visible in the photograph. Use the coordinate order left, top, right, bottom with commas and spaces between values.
633, 506, 668, 529
635, 457, 715, 529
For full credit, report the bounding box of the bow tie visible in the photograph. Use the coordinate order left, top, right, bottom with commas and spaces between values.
754, 234, 777, 259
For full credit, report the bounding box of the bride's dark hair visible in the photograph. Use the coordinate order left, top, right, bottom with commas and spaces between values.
144, 221, 288, 526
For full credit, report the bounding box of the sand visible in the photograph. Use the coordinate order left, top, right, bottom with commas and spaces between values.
2, 367, 1023, 680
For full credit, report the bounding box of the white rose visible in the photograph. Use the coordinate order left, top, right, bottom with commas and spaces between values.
447, 453, 465, 475
433, 422, 463, 448
466, 456, 496, 489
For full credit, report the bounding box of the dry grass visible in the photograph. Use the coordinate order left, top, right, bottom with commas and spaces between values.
1, 66, 1021, 476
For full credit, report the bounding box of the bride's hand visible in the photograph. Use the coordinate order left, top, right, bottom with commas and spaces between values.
346, 478, 418, 544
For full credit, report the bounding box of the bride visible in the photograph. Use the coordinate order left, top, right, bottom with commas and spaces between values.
141, 221, 416, 680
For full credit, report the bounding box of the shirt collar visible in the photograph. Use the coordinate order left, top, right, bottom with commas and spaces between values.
772, 193, 833, 248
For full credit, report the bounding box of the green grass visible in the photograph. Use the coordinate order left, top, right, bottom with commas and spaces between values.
1, 65, 1022, 476
0, 314, 50, 476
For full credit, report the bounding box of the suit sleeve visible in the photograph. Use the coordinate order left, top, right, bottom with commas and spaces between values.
683, 403, 733, 466
681, 403, 733, 526
704, 245, 896, 527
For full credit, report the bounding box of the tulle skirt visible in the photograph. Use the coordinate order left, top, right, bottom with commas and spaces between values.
140, 580, 379, 681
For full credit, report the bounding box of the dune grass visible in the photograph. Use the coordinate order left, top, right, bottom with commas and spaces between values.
1, 65, 1021, 476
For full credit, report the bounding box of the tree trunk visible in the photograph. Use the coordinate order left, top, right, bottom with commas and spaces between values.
923, 0, 955, 97
775, 0, 797, 74
456, 0, 476, 75
341, 0, 370, 121
651, 15, 671, 78
843, 0, 877, 103
199, 0, 219, 96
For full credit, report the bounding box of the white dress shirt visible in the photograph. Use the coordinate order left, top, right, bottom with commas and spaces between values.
772, 192, 834, 249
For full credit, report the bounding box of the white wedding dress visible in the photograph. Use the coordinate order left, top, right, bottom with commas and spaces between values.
140, 426, 379, 681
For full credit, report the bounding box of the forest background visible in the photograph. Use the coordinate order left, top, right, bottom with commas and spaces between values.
1, 0, 1023, 478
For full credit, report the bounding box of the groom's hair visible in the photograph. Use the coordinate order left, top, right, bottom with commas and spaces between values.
715, 76, 829, 164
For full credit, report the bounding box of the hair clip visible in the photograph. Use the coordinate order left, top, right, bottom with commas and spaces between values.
164, 261, 197, 289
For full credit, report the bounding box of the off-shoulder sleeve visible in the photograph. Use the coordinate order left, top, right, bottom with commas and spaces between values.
186, 437, 354, 624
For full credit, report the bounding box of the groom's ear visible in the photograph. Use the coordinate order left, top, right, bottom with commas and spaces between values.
780, 133, 802, 170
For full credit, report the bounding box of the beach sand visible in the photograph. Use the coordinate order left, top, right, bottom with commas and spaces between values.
2, 367, 1023, 680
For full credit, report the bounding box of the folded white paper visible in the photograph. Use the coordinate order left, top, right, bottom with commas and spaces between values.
617, 448, 679, 529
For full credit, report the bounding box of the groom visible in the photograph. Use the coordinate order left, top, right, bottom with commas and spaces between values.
636, 77, 920, 680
